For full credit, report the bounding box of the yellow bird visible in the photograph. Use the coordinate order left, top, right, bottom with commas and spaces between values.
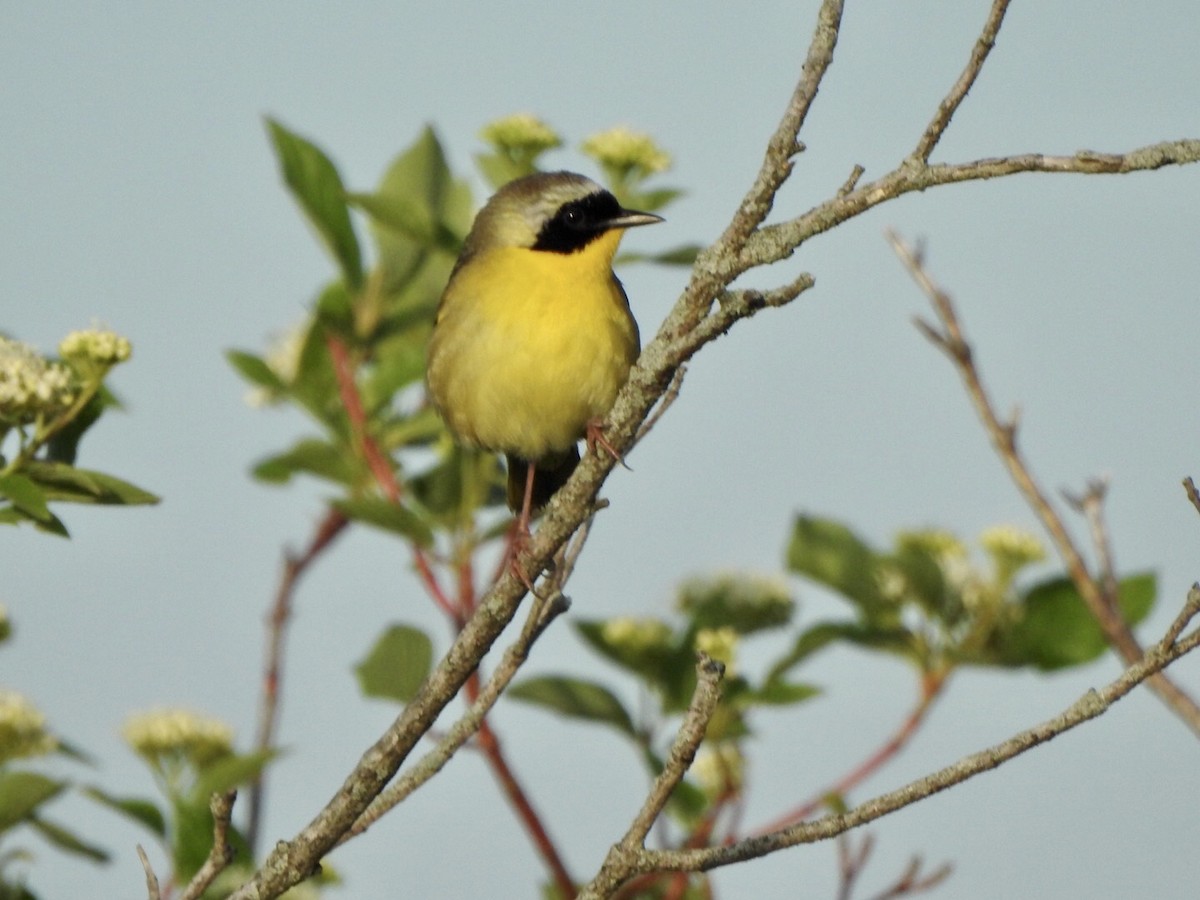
427, 170, 662, 542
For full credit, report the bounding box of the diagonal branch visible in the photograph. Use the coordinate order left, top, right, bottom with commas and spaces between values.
888, 231, 1200, 738
595, 590, 1200, 885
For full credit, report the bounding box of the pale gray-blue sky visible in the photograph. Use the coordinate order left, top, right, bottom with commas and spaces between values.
2, 3, 1198, 898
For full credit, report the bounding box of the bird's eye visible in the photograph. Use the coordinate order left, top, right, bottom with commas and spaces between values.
562, 207, 585, 228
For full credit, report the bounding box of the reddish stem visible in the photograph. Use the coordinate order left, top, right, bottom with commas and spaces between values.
247, 507, 349, 855
464, 666, 577, 897
752, 671, 947, 836
328, 331, 572, 891
325, 332, 457, 621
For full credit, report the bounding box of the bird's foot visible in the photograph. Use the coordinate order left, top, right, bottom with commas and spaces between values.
586, 418, 631, 470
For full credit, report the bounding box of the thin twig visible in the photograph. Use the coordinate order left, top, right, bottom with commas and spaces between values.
576, 656, 725, 900
635, 365, 686, 444
179, 792, 238, 900
911, 0, 1012, 163
714, 0, 845, 255
888, 230, 1200, 738
1182, 477, 1200, 516
597, 597, 1200, 884
867, 855, 953, 900
1063, 478, 1121, 617
836, 832, 873, 900
247, 508, 348, 854
137, 845, 162, 900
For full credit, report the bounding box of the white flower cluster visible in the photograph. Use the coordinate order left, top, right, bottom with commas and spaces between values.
0, 689, 57, 764
0, 337, 76, 424
59, 328, 132, 366
122, 708, 234, 768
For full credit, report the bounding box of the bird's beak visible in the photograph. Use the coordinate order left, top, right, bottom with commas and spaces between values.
605, 209, 665, 229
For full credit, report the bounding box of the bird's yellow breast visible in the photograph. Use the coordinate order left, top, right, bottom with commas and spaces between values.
427, 229, 640, 460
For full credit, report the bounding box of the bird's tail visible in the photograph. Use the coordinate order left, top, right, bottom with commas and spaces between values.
505, 446, 581, 514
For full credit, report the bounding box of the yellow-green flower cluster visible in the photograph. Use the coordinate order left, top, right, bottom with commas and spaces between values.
0, 690, 57, 764
122, 708, 233, 769
691, 741, 744, 798
980, 525, 1045, 569
896, 528, 968, 561
59, 328, 132, 367
0, 337, 76, 425
581, 126, 671, 177
479, 113, 563, 157
694, 626, 739, 675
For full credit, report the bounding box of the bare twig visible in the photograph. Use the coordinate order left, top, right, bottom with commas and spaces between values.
576, 656, 726, 900
582, 597, 1200, 887
1063, 478, 1121, 617
714, 0, 845, 255
911, 0, 1012, 163
836, 832, 874, 900
866, 855, 953, 900
1183, 477, 1200, 516
137, 845, 162, 900
179, 792, 238, 900
635, 365, 686, 444
888, 230, 1200, 738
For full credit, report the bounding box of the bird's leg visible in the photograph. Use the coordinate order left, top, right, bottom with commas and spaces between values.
505, 460, 539, 593
586, 417, 631, 470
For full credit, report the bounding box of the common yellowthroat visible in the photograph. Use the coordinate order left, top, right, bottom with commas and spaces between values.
426, 171, 662, 544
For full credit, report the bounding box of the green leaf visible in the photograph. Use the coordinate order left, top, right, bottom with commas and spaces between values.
0, 772, 65, 830
251, 438, 359, 486
355, 624, 434, 703
333, 496, 434, 546
82, 787, 166, 839
474, 152, 529, 191
265, 117, 363, 290
349, 192, 462, 256
617, 243, 703, 267
20, 461, 158, 506
750, 678, 822, 707
27, 816, 109, 863
787, 515, 888, 618
372, 127, 463, 293
770, 620, 921, 679
992, 572, 1157, 671
226, 350, 286, 392
886, 544, 959, 625
508, 676, 636, 736
189, 750, 277, 805
0, 473, 51, 521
